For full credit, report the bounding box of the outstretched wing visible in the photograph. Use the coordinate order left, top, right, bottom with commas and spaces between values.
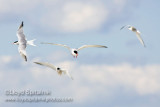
135, 31, 146, 47
77, 45, 107, 51
62, 70, 73, 80
120, 25, 130, 30
17, 21, 27, 45
120, 25, 126, 30
41, 43, 71, 50
19, 49, 27, 61
17, 21, 27, 61
34, 62, 57, 71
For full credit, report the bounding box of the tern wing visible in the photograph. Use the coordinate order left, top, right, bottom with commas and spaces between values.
17, 22, 27, 61
120, 25, 131, 30
18, 47, 27, 61
77, 45, 107, 51
17, 21, 27, 45
62, 70, 73, 80
135, 31, 146, 47
34, 62, 57, 71
41, 43, 71, 50
120, 25, 127, 30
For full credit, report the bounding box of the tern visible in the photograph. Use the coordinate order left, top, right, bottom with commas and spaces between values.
13, 21, 36, 61
120, 25, 146, 47
34, 61, 73, 80
41, 43, 107, 58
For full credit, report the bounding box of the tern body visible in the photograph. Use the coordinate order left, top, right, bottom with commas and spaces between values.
41, 43, 107, 58
120, 25, 146, 47
34, 62, 73, 80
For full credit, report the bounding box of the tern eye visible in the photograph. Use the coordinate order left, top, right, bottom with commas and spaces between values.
57, 68, 60, 70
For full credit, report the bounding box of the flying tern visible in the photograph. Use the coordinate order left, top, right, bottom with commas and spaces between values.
120, 25, 146, 47
34, 61, 73, 80
41, 43, 107, 58
13, 21, 36, 61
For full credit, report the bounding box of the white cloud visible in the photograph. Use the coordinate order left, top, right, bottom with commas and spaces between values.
38, 0, 130, 32
61, 2, 108, 32
83, 63, 160, 95
0, 0, 130, 32
0, 55, 160, 105
41, 1, 108, 32
0, 55, 13, 64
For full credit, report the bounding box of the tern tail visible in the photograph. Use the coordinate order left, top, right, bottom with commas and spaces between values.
27, 39, 36, 46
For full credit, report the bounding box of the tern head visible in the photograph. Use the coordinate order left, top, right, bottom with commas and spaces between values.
73, 50, 78, 57
13, 41, 19, 45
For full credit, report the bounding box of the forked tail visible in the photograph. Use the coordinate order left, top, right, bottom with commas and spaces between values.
27, 39, 36, 46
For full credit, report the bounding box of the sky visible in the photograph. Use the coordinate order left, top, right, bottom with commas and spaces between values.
0, 0, 160, 107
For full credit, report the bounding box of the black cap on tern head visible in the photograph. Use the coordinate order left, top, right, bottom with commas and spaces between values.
14, 41, 18, 43
74, 50, 78, 54
57, 68, 60, 70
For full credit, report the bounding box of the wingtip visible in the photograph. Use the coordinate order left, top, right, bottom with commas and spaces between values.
120, 25, 130, 30
102, 46, 108, 48
20, 21, 23, 28
22, 21, 23, 26
25, 56, 27, 62
120, 25, 125, 30
34, 62, 38, 64
34, 62, 39, 64
18, 21, 24, 29
34, 62, 44, 66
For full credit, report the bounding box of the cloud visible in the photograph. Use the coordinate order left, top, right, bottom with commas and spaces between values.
0, 55, 13, 64
59, 2, 108, 32
0, 0, 131, 32
76, 63, 160, 99
40, 0, 131, 32
40, 1, 108, 32
0, 55, 160, 106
